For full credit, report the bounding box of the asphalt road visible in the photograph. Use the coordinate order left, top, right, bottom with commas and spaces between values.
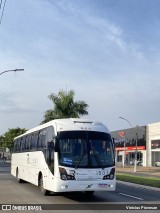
0, 171, 160, 212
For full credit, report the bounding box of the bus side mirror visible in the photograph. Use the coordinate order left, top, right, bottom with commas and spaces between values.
48, 141, 55, 149
54, 137, 60, 153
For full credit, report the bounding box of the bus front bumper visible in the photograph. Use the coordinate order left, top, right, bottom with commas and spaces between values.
53, 178, 116, 193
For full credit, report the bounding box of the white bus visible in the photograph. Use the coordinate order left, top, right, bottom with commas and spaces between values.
11, 118, 116, 196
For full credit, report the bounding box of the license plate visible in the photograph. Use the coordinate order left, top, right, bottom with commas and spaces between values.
98, 184, 109, 188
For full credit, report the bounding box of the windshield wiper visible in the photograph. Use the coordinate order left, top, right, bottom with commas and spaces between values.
91, 150, 104, 169
75, 153, 86, 169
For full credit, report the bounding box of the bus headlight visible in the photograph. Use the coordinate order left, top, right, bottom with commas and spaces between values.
59, 167, 76, 181
109, 174, 114, 180
103, 168, 115, 180
61, 174, 67, 180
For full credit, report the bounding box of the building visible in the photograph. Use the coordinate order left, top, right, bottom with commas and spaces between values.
111, 122, 160, 167
147, 122, 160, 167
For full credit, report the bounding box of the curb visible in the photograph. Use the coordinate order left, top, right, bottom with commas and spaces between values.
117, 180, 160, 192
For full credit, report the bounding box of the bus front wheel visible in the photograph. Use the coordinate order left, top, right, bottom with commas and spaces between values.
39, 175, 50, 196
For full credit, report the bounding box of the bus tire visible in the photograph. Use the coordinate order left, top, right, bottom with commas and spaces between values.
39, 174, 50, 196
16, 168, 23, 183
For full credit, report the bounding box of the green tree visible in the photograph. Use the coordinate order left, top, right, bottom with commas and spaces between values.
0, 135, 5, 150
3, 127, 27, 151
41, 89, 89, 124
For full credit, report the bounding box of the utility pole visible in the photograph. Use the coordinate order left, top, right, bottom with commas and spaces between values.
119, 117, 138, 172
134, 126, 138, 173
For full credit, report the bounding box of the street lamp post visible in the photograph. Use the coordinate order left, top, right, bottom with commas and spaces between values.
134, 129, 138, 173
0, 69, 24, 76
119, 117, 138, 173
118, 130, 126, 168
123, 134, 126, 168
0, 68, 24, 158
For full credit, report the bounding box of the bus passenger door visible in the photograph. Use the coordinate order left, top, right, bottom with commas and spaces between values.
46, 126, 55, 176
46, 143, 54, 175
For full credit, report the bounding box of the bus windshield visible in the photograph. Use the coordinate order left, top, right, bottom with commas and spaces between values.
57, 131, 115, 168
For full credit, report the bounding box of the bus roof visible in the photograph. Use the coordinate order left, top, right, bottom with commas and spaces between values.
14, 118, 110, 139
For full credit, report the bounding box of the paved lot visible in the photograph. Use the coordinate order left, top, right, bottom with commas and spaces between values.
0, 161, 160, 212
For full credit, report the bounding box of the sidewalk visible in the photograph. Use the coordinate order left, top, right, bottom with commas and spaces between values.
116, 166, 160, 178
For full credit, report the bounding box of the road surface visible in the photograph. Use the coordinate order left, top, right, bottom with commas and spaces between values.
0, 171, 159, 212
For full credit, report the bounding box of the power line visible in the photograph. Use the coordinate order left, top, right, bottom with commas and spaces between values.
0, 0, 7, 25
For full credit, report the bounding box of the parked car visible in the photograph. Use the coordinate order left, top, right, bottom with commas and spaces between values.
129, 159, 142, 166
137, 160, 143, 166
155, 162, 160, 167
129, 160, 134, 165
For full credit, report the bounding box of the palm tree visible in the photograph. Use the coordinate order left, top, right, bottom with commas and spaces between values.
41, 89, 89, 124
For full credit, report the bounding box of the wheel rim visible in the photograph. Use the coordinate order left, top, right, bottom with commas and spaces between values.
40, 176, 44, 191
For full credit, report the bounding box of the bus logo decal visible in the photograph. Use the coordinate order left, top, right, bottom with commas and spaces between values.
86, 184, 93, 189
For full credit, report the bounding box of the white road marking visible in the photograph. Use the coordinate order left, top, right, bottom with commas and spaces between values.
119, 192, 144, 200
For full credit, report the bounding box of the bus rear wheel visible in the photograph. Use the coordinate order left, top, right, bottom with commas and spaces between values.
16, 168, 23, 183
39, 175, 50, 196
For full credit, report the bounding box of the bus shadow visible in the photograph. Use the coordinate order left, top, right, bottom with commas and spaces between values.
51, 191, 107, 202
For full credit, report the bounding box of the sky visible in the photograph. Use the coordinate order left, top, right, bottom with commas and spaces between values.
1, 0, 160, 135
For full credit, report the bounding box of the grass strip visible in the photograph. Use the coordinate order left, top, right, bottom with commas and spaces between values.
116, 173, 160, 188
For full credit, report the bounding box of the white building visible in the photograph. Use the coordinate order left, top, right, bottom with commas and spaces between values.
146, 122, 160, 167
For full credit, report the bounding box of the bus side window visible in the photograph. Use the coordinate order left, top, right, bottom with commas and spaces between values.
25, 135, 28, 151
13, 140, 17, 152
16, 139, 19, 152
25, 134, 31, 151
46, 126, 55, 142
35, 132, 39, 149
16, 138, 21, 152
38, 129, 47, 149
21, 136, 26, 152
30, 133, 38, 150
